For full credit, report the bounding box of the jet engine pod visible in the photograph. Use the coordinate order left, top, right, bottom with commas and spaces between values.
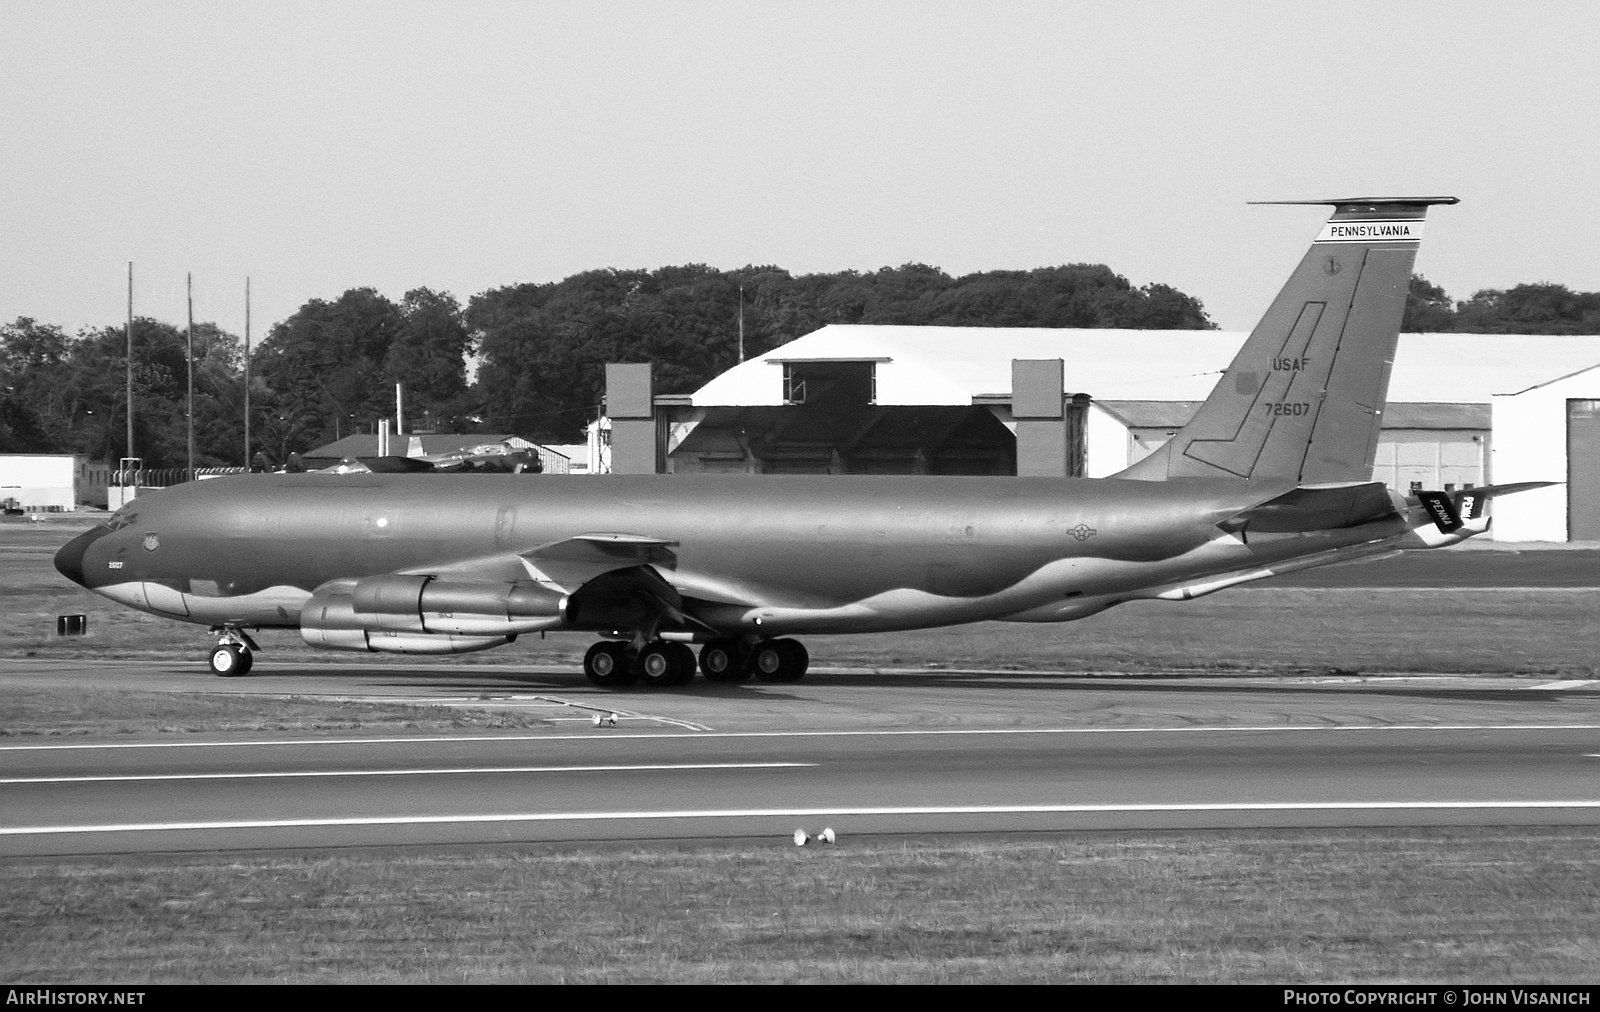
361, 630, 511, 655
299, 580, 374, 651
299, 580, 514, 654
417, 579, 568, 635
303, 575, 569, 650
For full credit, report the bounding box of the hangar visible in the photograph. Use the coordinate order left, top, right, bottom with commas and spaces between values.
0, 454, 109, 511
1490, 364, 1600, 541
600, 325, 1600, 542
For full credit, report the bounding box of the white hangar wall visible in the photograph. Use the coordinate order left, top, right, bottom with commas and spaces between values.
1492, 365, 1600, 542
690, 326, 1600, 411
0, 454, 79, 511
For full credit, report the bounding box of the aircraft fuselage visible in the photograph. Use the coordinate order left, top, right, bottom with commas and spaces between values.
56, 472, 1411, 637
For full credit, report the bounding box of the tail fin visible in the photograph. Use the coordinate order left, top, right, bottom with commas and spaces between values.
1118, 196, 1458, 483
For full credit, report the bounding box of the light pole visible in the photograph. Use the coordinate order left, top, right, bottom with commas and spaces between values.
186, 273, 195, 482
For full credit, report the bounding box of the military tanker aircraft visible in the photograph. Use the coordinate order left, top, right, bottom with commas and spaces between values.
54, 196, 1549, 687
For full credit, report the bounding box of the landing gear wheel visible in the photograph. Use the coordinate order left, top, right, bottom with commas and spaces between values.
750, 638, 808, 683
637, 641, 691, 688
669, 643, 698, 685
699, 638, 750, 682
584, 641, 637, 688
209, 644, 249, 677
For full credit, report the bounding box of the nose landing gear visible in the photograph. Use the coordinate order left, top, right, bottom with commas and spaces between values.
207, 627, 260, 677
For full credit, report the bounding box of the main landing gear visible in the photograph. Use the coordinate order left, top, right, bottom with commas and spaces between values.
583, 636, 809, 689
583, 640, 698, 688
207, 626, 260, 677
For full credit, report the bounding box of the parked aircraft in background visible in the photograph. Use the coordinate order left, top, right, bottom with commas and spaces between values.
317, 439, 543, 475
54, 196, 1550, 685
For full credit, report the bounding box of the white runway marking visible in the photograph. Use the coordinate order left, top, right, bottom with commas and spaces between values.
0, 761, 815, 785
4, 723, 1599, 751
1528, 680, 1599, 691
7, 800, 1600, 836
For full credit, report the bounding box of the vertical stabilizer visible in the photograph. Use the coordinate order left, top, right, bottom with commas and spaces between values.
1117, 197, 1457, 483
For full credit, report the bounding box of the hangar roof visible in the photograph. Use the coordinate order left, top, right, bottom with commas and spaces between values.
688, 325, 1600, 406
1503, 360, 1600, 396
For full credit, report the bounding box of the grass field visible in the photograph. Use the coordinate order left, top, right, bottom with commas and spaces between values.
5, 828, 1598, 983
0, 685, 562, 739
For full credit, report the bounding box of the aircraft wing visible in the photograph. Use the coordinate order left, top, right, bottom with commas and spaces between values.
1218, 481, 1398, 535
521, 534, 749, 634
521, 533, 680, 592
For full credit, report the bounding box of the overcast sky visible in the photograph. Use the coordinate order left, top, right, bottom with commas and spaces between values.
3, 1, 1596, 339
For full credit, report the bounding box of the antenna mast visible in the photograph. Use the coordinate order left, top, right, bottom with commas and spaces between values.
244, 277, 251, 468
125, 262, 134, 463
186, 273, 195, 482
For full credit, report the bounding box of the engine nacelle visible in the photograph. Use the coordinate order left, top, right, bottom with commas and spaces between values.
300, 576, 567, 653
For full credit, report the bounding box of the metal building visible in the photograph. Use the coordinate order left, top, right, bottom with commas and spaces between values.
601, 325, 1600, 540
1491, 363, 1600, 542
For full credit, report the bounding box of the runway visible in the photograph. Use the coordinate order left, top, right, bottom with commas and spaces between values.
5, 707, 1599, 855
5, 650, 1600, 857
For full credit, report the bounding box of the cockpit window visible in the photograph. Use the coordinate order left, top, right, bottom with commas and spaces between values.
103, 509, 138, 532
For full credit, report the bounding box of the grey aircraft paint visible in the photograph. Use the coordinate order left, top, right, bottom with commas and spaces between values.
54, 196, 1545, 686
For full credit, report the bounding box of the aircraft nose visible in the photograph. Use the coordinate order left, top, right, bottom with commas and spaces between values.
54, 525, 109, 588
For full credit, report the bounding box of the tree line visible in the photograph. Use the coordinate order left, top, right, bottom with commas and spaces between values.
1402, 276, 1600, 334
3, 265, 1595, 466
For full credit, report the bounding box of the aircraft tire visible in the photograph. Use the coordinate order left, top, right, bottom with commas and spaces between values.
209, 644, 249, 677
784, 638, 809, 676
636, 642, 689, 688
668, 643, 698, 685
699, 638, 750, 682
584, 641, 636, 688
235, 649, 254, 676
750, 638, 807, 683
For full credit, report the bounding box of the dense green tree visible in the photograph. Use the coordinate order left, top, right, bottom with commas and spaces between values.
0, 318, 71, 452
0, 316, 245, 467
68, 318, 245, 468
470, 261, 1214, 443
1402, 276, 1600, 334
1403, 275, 1456, 332
252, 288, 406, 448
1454, 283, 1600, 334
385, 288, 475, 432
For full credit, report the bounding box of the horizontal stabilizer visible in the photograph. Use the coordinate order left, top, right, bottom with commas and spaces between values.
1416, 490, 1462, 533
1219, 481, 1398, 535
1450, 482, 1558, 520
1405, 481, 1559, 534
